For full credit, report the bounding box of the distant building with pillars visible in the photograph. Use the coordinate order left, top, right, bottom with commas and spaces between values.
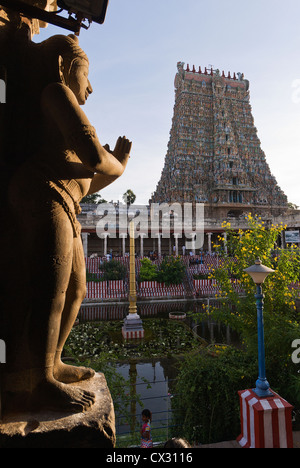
79, 203, 196, 258
79, 204, 300, 258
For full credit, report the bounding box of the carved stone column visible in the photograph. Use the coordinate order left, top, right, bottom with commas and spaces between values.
81, 232, 89, 257
207, 232, 212, 254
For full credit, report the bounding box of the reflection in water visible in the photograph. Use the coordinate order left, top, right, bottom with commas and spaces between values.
79, 300, 241, 445
79, 299, 240, 347
80, 299, 203, 321
115, 359, 179, 444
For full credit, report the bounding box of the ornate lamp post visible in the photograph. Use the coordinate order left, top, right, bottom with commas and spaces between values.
244, 258, 274, 398
238, 258, 293, 448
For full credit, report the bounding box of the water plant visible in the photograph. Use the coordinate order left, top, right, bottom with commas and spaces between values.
64, 318, 202, 363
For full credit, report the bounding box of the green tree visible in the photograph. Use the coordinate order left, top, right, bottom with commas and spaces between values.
81, 192, 107, 204
210, 214, 300, 351
172, 214, 300, 444
123, 189, 136, 206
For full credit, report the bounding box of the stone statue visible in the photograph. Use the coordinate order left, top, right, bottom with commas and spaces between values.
0, 1, 57, 39
1, 28, 131, 415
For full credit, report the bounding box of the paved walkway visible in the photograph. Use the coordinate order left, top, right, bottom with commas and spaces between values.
197, 432, 300, 448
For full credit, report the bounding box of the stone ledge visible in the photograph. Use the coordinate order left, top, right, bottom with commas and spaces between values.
0, 373, 115, 448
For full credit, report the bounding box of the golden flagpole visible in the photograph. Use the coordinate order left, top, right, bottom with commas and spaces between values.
122, 219, 144, 339
128, 220, 137, 314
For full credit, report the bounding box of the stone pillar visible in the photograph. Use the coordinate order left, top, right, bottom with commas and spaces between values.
120, 234, 126, 257
157, 233, 161, 257
207, 232, 212, 254
140, 234, 146, 258
281, 230, 286, 249
174, 234, 179, 256
81, 232, 89, 257
191, 233, 196, 255
223, 232, 228, 255
103, 233, 108, 256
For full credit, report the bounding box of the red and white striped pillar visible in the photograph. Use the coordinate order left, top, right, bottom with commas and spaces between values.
237, 389, 293, 448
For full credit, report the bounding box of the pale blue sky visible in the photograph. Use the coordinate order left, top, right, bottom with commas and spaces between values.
35, 0, 300, 207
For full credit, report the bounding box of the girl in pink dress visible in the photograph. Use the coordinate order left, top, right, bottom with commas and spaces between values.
140, 409, 153, 448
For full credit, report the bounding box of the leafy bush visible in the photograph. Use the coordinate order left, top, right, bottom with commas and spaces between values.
139, 258, 158, 282
156, 256, 186, 285
172, 347, 257, 444
86, 271, 102, 282
99, 259, 126, 281
138, 256, 186, 285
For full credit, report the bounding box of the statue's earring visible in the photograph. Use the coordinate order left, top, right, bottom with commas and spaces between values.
58, 55, 66, 85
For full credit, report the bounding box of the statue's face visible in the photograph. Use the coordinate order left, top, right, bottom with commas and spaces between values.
69, 60, 93, 105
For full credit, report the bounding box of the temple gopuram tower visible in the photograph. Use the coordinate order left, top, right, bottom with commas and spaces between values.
151, 62, 288, 220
